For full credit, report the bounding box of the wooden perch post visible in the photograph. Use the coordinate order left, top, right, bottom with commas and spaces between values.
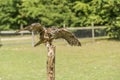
46, 42, 56, 80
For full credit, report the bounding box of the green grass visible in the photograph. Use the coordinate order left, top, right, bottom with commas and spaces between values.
0, 38, 120, 80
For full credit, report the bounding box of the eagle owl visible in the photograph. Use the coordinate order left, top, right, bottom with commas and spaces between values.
16, 23, 81, 47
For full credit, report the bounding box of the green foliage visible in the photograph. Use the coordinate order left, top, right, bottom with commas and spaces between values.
107, 22, 120, 39
104, 0, 120, 39
0, 0, 120, 39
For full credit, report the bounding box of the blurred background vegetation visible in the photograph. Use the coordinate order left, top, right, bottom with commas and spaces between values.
0, 0, 120, 39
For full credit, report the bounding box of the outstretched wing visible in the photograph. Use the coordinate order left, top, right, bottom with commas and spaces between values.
53, 28, 81, 46
16, 23, 44, 33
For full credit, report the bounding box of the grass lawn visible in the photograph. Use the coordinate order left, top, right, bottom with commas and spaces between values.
0, 38, 120, 80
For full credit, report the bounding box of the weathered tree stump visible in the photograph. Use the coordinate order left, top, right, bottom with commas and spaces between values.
46, 43, 55, 80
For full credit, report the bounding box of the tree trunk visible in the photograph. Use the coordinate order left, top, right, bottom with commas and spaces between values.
46, 43, 55, 80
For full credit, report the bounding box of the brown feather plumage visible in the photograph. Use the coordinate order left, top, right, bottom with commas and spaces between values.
51, 28, 81, 46
16, 23, 81, 47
